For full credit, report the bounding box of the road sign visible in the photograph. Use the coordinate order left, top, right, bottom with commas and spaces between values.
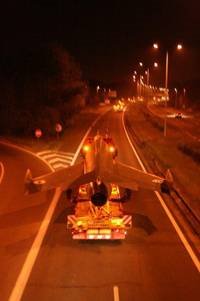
108, 90, 117, 98
55, 123, 62, 133
35, 128, 42, 139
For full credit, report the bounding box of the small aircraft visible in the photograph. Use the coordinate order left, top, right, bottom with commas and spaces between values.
25, 132, 169, 204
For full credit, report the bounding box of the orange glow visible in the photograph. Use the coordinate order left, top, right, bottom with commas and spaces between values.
154, 62, 158, 68
78, 185, 87, 195
153, 43, 158, 49
111, 184, 120, 196
109, 145, 115, 153
82, 144, 90, 152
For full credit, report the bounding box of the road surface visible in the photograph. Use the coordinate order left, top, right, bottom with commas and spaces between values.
0, 142, 59, 301
13, 110, 199, 301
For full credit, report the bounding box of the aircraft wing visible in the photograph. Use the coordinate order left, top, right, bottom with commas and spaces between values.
24, 162, 93, 194
102, 161, 165, 192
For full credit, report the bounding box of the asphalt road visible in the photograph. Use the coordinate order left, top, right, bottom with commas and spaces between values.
16, 110, 200, 301
0, 143, 55, 301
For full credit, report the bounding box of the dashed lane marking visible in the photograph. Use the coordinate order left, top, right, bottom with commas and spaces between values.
122, 107, 200, 273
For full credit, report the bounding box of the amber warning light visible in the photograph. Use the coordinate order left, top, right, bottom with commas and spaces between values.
109, 146, 115, 153
82, 144, 90, 152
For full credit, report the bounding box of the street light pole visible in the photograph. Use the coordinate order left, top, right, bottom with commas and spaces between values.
146, 68, 150, 102
165, 51, 169, 90
174, 88, 178, 107
164, 51, 169, 137
147, 68, 150, 86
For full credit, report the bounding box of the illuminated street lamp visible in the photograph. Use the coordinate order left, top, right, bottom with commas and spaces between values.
154, 62, 158, 68
177, 44, 183, 50
153, 43, 183, 136
134, 70, 137, 75
135, 60, 158, 99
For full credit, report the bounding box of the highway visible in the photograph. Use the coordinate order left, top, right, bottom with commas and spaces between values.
3, 109, 198, 301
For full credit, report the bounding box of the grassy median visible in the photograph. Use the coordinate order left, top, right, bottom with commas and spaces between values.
125, 103, 200, 218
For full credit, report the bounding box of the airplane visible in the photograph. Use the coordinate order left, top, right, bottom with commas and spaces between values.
24, 132, 170, 205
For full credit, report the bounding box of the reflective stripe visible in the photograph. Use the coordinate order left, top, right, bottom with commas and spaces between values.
122, 215, 132, 226
67, 215, 77, 225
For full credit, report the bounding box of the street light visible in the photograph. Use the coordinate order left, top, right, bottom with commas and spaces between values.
174, 88, 178, 108
177, 44, 183, 50
153, 43, 183, 136
154, 62, 158, 68
136, 60, 158, 100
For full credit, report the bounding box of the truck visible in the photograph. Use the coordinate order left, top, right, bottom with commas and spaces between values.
67, 183, 132, 240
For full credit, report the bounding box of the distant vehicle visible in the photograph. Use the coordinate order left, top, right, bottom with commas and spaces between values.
25, 133, 169, 240
113, 100, 125, 112
175, 112, 182, 119
105, 99, 110, 104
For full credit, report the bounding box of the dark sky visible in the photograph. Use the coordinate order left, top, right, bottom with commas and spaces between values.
0, 0, 200, 83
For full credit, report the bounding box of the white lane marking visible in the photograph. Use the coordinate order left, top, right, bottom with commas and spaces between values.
0, 161, 5, 184
52, 163, 69, 169
8, 109, 107, 301
58, 151, 74, 156
113, 286, 120, 301
48, 157, 71, 164
37, 150, 53, 156
53, 153, 74, 160
8, 187, 62, 301
38, 153, 57, 159
0, 141, 54, 172
39, 153, 74, 160
122, 108, 200, 273
155, 191, 200, 273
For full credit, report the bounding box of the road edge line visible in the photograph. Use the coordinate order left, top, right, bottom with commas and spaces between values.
8, 110, 107, 301
122, 108, 200, 273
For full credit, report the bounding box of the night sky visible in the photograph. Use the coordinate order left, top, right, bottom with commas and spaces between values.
0, 0, 199, 84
